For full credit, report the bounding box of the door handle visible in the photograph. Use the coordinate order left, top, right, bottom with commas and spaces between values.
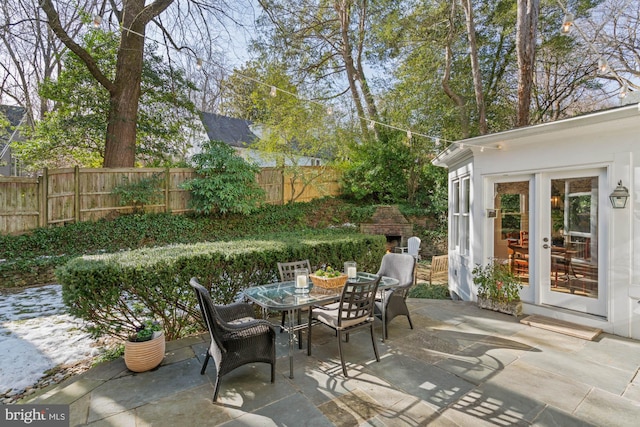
543, 244, 550, 249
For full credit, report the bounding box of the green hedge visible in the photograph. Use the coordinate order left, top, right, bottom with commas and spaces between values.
56, 230, 386, 341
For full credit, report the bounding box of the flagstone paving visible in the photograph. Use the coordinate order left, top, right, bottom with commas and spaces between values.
25, 299, 640, 426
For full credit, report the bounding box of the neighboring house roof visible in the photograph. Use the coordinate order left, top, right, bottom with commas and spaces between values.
1, 105, 27, 169
200, 112, 258, 148
1, 105, 26, 128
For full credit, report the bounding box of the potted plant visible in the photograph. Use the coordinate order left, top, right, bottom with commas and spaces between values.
472, 258, 523, 317
124, 318, 165, 373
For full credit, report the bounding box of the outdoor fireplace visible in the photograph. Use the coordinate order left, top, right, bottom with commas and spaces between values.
360, 206, 413, 252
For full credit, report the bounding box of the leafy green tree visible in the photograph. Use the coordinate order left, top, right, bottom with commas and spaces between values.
13, 30, 199, 171
181, 140, 265, 215
221, 61, 344, 202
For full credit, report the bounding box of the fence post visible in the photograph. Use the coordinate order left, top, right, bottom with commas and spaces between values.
74, 165, 80, 223
165, 167, 170, 213
40, 168, 48, 227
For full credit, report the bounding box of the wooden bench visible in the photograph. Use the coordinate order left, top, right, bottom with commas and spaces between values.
429, 255, 449, 285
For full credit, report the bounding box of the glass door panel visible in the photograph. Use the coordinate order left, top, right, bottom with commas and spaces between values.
549, 177, 598, 296
542, 170, 605, 316
493, 181, 530, 287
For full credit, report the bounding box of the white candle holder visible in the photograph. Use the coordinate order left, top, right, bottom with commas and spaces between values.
294, 268, 309, 293
344, 261, 357, 282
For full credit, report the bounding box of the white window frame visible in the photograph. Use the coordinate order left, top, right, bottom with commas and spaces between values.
451, 176, 470, 255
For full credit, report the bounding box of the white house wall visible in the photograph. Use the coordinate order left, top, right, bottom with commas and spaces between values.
436, 104, 640, 339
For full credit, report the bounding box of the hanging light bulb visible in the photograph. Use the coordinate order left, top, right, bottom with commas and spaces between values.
196, 58, 203, 71
618, 82, 628, 99
367, 120, 375, 130
561, 13, 574, 34
406, 130, 412, 140
597, 58, 609, 74
270, 86, 277, 97
434, 138, 441, 147
93, 15, 102, 28
326, 106, 333, 115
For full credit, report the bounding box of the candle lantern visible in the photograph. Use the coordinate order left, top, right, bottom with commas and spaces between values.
344, 261, 357, 281
294, 268, 309, 293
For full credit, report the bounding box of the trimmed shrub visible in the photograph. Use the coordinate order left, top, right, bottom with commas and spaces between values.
56, 230, 385, 341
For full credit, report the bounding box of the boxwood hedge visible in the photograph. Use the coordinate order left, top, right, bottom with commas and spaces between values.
56, 230, 386, 341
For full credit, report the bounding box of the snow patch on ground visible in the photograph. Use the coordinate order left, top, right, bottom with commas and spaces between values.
0, 285, 102, 394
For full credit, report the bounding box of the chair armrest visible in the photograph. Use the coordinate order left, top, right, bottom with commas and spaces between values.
216, 302, 256, 322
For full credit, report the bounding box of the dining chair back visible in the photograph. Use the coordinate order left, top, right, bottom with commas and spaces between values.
189, 277, 276, 401
374, 252, 417, 338
307, 276, 381, 377
407, 236, 421, 260
277, 260, 311, 281
277, 260, 312, 343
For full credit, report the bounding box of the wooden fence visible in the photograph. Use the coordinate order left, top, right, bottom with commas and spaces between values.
0, 166, 341, 235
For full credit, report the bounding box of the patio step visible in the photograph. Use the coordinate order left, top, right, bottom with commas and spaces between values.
520, 314, 602, 341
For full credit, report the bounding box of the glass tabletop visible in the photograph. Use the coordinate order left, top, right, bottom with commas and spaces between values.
243, 272, 399, 311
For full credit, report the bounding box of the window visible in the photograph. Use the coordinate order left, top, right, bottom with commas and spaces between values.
451, 177, 470, 254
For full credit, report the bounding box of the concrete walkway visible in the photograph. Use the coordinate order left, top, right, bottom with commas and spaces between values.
27, 299, 640, 426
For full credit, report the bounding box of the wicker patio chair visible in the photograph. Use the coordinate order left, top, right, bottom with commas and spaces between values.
373, 252, 416, 338
189, 277, 276, 402
307, 276, 381, 377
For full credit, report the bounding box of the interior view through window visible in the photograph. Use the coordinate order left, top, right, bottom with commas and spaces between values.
492, 178, 599, 298
494, 182, 530, 286
549, 177, 599, 298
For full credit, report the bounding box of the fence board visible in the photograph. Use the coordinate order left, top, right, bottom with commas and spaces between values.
0, 177, 40, 234
0, 166, 341, 235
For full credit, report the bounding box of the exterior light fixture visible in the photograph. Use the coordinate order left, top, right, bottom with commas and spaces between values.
609, 180, 630, 209
93, 15, 102, 28
196, 58, 203, 70
561, 13, 574, 33
270, 86, 277, 97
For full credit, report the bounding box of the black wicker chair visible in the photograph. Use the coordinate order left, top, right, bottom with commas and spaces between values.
373, 253, 416, 338
307, 276, 381, 377
189, 277, 276, 402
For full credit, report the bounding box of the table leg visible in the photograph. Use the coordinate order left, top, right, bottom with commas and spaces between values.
287, 308, 295, 379
381, 291, 387, 342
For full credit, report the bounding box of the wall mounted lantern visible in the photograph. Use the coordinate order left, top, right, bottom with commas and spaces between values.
609, 180, 630, 209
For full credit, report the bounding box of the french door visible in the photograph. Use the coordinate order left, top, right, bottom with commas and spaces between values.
492, 177, 534, 303
540, 169, 606, 316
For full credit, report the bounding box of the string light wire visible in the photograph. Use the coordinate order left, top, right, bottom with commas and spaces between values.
556, 0, 634, 92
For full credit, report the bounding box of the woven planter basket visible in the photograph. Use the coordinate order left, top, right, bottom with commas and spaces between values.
124, 331, 165, 373
309, 273, 348, 290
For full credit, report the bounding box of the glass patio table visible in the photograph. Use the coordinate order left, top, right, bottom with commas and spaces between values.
243, 272, 399, 379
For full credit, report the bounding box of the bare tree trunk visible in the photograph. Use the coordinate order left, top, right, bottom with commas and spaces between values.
335, 0, 371, 136
442, 1, 469, 138
104, 1, 147, 167
461, 0, 487, 134
516, 0, 540, 127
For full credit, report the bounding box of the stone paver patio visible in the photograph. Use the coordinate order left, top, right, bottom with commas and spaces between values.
27, 299, 640, 426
